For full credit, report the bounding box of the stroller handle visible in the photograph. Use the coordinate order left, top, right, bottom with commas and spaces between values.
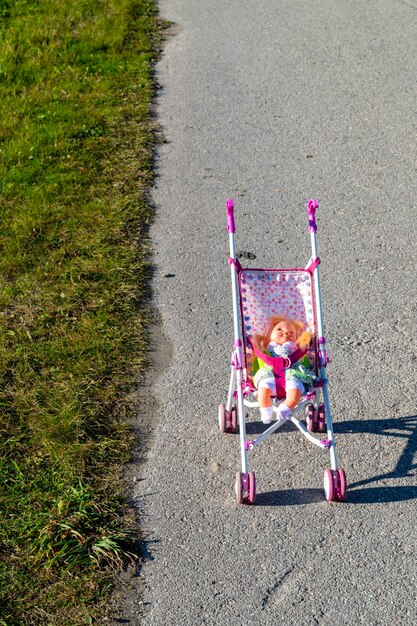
307, 198, 319, 232
226, 198, 235, 233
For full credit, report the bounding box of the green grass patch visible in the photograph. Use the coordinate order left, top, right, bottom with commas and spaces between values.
0, 1, 162, 623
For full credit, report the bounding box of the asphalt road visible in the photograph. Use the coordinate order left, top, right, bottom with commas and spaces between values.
117, 1, 417, 624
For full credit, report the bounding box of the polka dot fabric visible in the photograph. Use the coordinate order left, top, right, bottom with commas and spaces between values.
239, 269, 316, 342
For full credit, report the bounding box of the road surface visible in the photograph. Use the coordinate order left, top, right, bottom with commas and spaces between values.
118, 1, 417, 624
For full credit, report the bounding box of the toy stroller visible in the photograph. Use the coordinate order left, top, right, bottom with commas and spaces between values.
219, 198, 347, 504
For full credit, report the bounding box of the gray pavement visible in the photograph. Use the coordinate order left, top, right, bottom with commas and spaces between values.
118, 1, 417, 624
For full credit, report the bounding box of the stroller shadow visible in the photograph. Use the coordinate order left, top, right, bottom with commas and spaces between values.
245, 420, 298, 435
346, 485, 417, 504
333, 414, 417, 504
256, 488, 324, 506
335, 414, 417, 481
255, 415, 417, 506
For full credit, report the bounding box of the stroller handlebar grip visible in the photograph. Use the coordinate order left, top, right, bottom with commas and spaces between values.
226, 198, 236, 233
307, 198, 319, 232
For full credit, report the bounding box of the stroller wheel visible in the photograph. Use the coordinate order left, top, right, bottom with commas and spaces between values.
229, 405, 238, 433
306, 403, 317, 432
324, 469, 347, 502
235, 472, 243, 504
218, 404, 227, 433
248, 471, 256, 504
336, 468, 347, 501
235, 472, 256, 505
317, 403, 326, 433
324, 469, 336, 502
306, 403, 326, 433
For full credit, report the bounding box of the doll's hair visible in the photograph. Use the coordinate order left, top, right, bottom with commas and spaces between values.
253, 315, 313, 351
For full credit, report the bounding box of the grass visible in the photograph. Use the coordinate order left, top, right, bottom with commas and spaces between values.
0, 0, 162, 623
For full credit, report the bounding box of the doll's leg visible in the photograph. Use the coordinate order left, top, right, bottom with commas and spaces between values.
283, 388, 302, 410
276, 381, 304, 420
257, 386, 274, 424
258, 386, 273, 408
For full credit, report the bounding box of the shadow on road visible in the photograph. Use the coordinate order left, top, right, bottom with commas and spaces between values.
255, 415, 417, 505
256, 484, 417, 506
255, 488, 324, 506
245, 420, 297, 435
335, 414, 417, 492
346, 485, 417, 503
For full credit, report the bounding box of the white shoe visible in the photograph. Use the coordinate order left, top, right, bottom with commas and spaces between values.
260, 407, 273, 424
277, 404, 292, 420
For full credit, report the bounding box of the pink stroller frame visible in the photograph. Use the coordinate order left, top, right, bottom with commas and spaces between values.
219, 199, 347, 504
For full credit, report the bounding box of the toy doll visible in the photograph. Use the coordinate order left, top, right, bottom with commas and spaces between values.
252, 315, 315, 424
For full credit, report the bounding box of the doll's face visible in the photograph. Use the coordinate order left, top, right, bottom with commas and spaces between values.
270, 320, 298, 345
